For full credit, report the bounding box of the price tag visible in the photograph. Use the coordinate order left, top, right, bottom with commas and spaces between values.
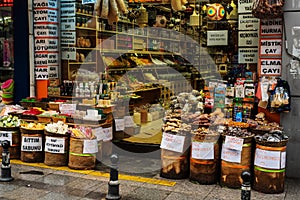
281, 151, 286, 169
191, 142, 214, 160
21, 137, 43, 152
224, 136, 244, 151
0, 131, 12, 146
83, 139, 98, 154
103, 127, 113, 141
93, 127, 104, 141
115, 118, 125, 131
61, 47, 76, 60
160, 132, 185, 153
45, 136, 65, 154
221, 145, 242, 163
254, 148, 281, 169
124, 116, 135, 127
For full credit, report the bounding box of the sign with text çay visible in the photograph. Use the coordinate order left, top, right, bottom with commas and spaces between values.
238, 48, 258, 63
191, 142, 214, 160
34, 24, 58, 37
34, 9, 58, 23
61, 17, 76, 31
35, 66, 49, 80
259, 58, 282, 76
260, 38, 282, 56
21, 137, 43, 151
160, 132, 186, 153
45, 136, 65, 154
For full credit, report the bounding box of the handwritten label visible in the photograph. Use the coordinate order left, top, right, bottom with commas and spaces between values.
61, 31, 76, 45
238, 31, 259, 47
259, 58, 282, 76
34, 24, 58, 37
124, 116, 135, 127
21, 137, 43, 151
238, 0, 253, 13
103, 127, 113, 141
83, 139, 98, 154
61, 17, 76, 31
94, 127, 104, 141
260, 18, 282, 36
224, 136, 244, 151
35, 52, 58, 66
207, 30, 228, 46
281, 151, 286, 169
254, 148, 282, 169
61, 47, 76, 60
34, 9, 58, 23
160, 132, 185, 153
115, 118, 125, 131
33, 0, 58, 9
45, 136, 65, 154
260, 38, 282, 56
61, 2, 76, 17
35, 66, 49, 80
238, 48, 258, 63
35, 38, 58, 52
0, 132, 12, 146
221, 145, 242, 163
191, 142, 214, 160
238, 14, 260, 30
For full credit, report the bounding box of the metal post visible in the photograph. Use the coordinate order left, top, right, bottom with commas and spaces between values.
241, 171, 251, 200
0, 140, 14, 182
106, 153, 120, 200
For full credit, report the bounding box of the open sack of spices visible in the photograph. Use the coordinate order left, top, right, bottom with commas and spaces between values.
252, 0, 285, 19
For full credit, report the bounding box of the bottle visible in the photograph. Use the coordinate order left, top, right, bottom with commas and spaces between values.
85, 84, 91, 97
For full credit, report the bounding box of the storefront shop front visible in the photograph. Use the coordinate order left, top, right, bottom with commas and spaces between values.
1, 0, 300, 194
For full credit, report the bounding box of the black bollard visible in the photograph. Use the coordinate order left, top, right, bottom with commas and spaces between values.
0, 140, 14, 182
241, 171, 251, 200
106, 153, 121, 200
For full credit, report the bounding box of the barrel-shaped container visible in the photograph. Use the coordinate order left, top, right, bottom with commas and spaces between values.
44, 130, 70, 166
20, 128, 44, 162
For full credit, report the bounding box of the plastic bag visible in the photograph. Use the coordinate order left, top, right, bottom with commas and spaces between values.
252, 0, 285, 19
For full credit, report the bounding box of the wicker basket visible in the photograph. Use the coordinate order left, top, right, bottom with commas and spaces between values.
48, 103, 60, 111
52, 116, 67, 123
37, 116, 52, 123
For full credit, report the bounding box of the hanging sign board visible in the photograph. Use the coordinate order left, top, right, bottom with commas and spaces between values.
62, 47, 76, 60
21, 137, 43, 151
34, 9, 58, 23
238, 30, 259, 46
82, 0, 96, 4
260, 18, 283, 36
61, 2, 76, 17
238, 0, 253, 13
238, 48, 258, 63
48, 65, 58, 78
207, 30, 228, 46
34, 38, 58, 52
33, 0, 58, 9
34, 24, 58, 37
260, 38, 282, 56
35, 66, 49, 80
0, 132, 12, 146
34, 52, 58, 66
160, 132, 186, 153
61, 17, 76, 31
259, 58, 282, 76
238, 14, 260, 30
61, 31, 76, 45
45, 137, 65, 154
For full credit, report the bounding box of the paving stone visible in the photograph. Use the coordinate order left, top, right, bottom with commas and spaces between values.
121, 187, 171, 200
35, 173, 78, 186
164, 192, 204, 200
1, 186, 50, 200
38, 192, 81, 200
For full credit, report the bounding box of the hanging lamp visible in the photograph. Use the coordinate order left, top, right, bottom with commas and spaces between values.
189, 1, 199, 26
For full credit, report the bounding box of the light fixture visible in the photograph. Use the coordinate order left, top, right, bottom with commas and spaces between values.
189, 1, 199, 26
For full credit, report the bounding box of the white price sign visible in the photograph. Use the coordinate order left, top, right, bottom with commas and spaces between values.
103, 127, 113, 141
61, 31, 76, 45
0, 132, 12, 146
124, 116, 135, 127
115, 118, 125, 131
34, 24, 58, 37
45, 136, 65, 154
254, 148, 282, 169
35, 66, 49, 80
48, 65, 58, 78
35, 52, 58, 66
260, 38, 282, 56
34, 9, 58, 23
238, 48, 258, 63
33, 0, 58, 9
221, 145, 242, 163
238, 31, 259, 47
82, 0, 96, 4
34, 38, 58, 52
62, 47, 76, 60
224, 136, 244, 151
83, 139, 98, 154
260, 18, 283, 36
259, 58, 282, 76
238, 0, 253, 13
207, 30, 228, 46
21, 137, 43, 152
61, 2, 76, 17
191, 142, 214, 160
160, 132, 186, 153
238, 14, 260, 30
61, 17, 76, 31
